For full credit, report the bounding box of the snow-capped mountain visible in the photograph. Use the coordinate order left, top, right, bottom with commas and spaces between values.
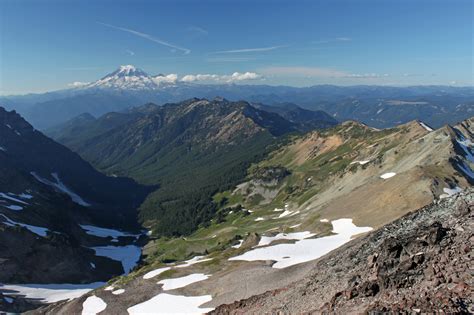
84, 65, 177, 91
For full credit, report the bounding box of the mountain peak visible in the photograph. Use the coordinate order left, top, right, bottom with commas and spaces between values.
86, 65, 158, 90
106, 65, 149, 78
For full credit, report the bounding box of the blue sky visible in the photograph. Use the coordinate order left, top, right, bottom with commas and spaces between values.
0, 0, 472, 94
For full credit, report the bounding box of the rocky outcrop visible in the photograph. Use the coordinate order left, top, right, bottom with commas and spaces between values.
212, 189, 473, 314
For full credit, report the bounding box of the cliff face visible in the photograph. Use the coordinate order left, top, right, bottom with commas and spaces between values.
212, 189, 473, 314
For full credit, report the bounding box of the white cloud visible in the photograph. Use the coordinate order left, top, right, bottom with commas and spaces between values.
211, 45, 286, 54
68, 81, 90, 88
153, 74, 178, 84
181, 72, 262, 83
126, 49, 135, 56
98, 22, 191, 55
230, 72, 261, 81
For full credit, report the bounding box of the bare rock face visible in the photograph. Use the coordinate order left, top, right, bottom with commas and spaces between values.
212, 189, 473, 314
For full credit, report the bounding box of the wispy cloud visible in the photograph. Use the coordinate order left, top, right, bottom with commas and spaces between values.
98, 22, 191, 55
211, 45, 286, 54
206, 57, 256, 63
261, 66, 348, 78
312, 37, 352, 45
187, 25, 208, 36
261, 66, 390, 80
126, 49, 135, 56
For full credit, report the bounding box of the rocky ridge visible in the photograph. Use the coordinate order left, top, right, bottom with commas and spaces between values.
212, 189, 473, 314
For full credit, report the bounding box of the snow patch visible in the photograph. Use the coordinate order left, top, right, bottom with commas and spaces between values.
231, 240, 244, 249
380, 172, 396, 179
158, 273, 209, 291
419, 121, 433, 132
0, 192, 29, 205
31, 172, 90, 207
257, 231, 314, 247
440, 186, 462, 199
229, 219, 372, 268
112, 289, 125, 295
254, 217, 265, 221
0, 214, 50, 237
82, 295, 107, 315
176, 256, 213, 268
0, 282, 104, 303
350, 160, 371, 165
1, 204, 23, 211
127, 293, 214, 315
143, 267, 171, 279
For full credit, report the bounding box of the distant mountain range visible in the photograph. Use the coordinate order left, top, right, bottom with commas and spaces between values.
1, 65, 473, 130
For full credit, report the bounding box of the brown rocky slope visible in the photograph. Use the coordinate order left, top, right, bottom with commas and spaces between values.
212, 189, 473, 314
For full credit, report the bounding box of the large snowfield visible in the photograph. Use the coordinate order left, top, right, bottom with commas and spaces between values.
229, 218, 372, 268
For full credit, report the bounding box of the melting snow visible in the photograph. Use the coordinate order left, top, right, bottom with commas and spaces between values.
91, 245, 141, 274
0, 214, 50, 237
257, 231, 314, 247
158, 273, 209, 291
4, 296, 13, 303
350, 160, 371, 165
254, 217, 265, 221
127, 293, 214, 314
0, 282, 104, 303
176, 256, 213, 268
31, 172, 90, 207
456, 160, 474, 180
231, 240, 244, 249
0, 192, 29, 205
104, 286, 114, 291
277, 210, 293, 218
380, 172, 396, 179
112, 289, 125, 295
440, 186, 462, 199
82, 295, 107, 315
419, 121, 434, 132
273, 208, 284, 212
143, 267, 171, 279
320, 219, 329, 223
456, 138, 474, 163
2, 204, 23, 211
229, 219, 372, 268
